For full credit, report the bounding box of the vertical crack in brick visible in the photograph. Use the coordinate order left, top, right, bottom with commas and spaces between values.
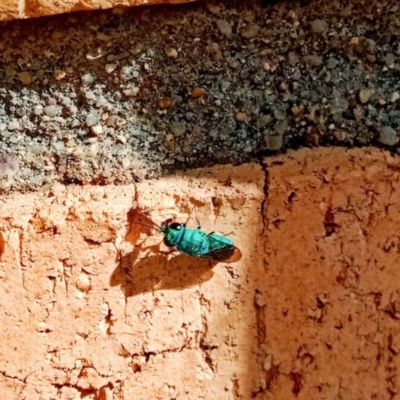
60, 258, 70, 294
253, 288, 279, 395
254, 290, 266, 345
290, 371, 303, 397
16, 229, 26, 287
198, 294, 216, 376
0, 231, 5, 259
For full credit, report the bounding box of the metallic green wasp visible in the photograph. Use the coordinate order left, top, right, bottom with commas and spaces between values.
136, 214, 241, 263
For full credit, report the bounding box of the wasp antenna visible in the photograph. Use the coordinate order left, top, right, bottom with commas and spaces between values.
133, 211, 162, 230
147, 218, 162, 230
133, 220, 160, 230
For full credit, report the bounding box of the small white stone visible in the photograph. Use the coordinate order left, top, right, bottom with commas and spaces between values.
8, 120, 21, 130
54, 70, 66, 80
33, 106, 43, 116
122, 158, 131, 168
76, 273, 91, 292
100, 303, 109, 316
391, 92, 400, 103
263, 354, 273, 371
123, 87, 139, 97
170, 121, 186, 137
91, 125, 103, 135
86, 113, 100, 127
216, 19, 232, 36
117, 135, 126, 144
105, 63, 117, 74
165, 48, 178, 58
44, 105, 60, 117
62, 97, 71, 106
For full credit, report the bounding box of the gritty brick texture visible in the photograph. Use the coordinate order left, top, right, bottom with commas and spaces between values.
2, 148, 400, 399
0, 0, 20, 20
0, 0, 196, 20
0, 164, 265, 399
263, 148, 400, 399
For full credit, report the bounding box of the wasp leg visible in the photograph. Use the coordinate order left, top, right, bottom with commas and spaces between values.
159, 248, 176, 256
184, 207, 200, 227
195, 215, 202, 230
210, 230, 233, 236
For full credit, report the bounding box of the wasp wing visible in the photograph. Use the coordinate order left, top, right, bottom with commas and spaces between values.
200, 234, 242, 263
208, 246, 242, 262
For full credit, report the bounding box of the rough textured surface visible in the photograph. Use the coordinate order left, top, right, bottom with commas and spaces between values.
0, 0, 21, 20
0, 163, 265, 399
1, 0, 400, 190
263, 147, 400, 399
0, 0, 195, 20
2, 147, 400, 398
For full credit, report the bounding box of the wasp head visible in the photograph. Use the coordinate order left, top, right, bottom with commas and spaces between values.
161, 219, 185, 247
